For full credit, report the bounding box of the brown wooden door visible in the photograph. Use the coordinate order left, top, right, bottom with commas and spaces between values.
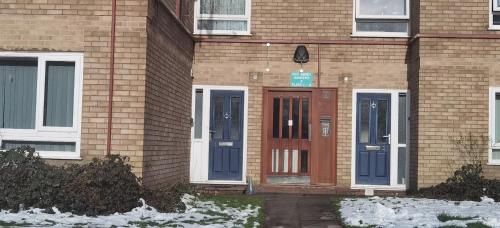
262, 88, 337, 185
266, 91, 312, 176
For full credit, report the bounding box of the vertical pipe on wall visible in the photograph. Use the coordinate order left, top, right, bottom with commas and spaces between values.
106, 0, 117, 155
317, 43, 321, 88
176, 0, 181, 17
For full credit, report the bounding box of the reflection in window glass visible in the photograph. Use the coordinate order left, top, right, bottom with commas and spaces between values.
397, 147, 406, 184
359, 0, 406, 16
230, 97, 240, 140
398, 93, 407, 144
377, 100, 388, 143
214, 97, 224, 139
359, 99, 370, 143
194, 89, 203, 139
356, 21, 408, 33
282, 98, 290, 139
273, 97, 280, 138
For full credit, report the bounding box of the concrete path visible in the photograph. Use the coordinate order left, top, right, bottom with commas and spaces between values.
262, 194, 342, 228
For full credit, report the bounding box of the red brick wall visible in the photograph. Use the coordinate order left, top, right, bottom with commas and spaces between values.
142, 0, 194, 189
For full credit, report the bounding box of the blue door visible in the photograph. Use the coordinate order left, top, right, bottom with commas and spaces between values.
209, 90, 244, 180
356, 93, 391, 185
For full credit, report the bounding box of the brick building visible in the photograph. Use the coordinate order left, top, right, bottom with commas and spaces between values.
188, 0, 500, 192
1, 0, 500, 192
0, 0, 194, 189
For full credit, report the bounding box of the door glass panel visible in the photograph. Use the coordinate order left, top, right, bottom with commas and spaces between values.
214, 96, 224, 139
273, 97, 280, 138
230, 97, 240, 140
194, 89, 203, 139
377, 99, 388, 143
283, 149, 289, 172
302, 98, 309, 139
398, 93, 407, 144
359, 99, 370, 143
292, 97, 300, 138
282, 98, 290, 138
301, 150, 308, 173
292, 150, 298, 173
398, 147, 406, 184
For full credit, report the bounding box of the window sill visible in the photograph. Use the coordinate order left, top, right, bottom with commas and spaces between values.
487, 27, 500, 31
487, 162, 500, 166
40, 155, 82, 160
351, 33, 410, 38
193, 32, 253, 37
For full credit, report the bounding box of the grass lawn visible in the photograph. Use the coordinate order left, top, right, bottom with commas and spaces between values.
0, 194, 264, 228
332, 197, 498, 228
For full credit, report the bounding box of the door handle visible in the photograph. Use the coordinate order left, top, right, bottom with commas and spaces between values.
382, 134, 391, 143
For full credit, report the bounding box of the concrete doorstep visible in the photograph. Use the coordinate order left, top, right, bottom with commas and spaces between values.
262, 194, 342, 228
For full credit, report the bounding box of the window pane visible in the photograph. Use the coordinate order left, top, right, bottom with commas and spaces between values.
44, 61, 75, 127
377, 100, 389, 143
292, 98, 299, 139
301, 98, 309, 139
356, 21, 408, 33
0, 59, 37, 129
1, 141, 76, 152
198, 20, 247, 31
194, 89, 203, 139
496, 94, 500, 143
397, 147, 407, 184
359, 99, 370, 143
230, 96, 241, 140
493, 149, 500, 160
214, 96, 224, 139
282, 98, 290, 139
272, 97, 280, 138
200, 0, 245, 15
494, 14, 500, 26
359, 0, 406, 16
398, 93, 407, 144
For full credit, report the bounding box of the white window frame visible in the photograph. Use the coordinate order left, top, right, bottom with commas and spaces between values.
350, 89, 410, 191
489, 0, 500, 30
193, 0, 252, 35
0, 52, 84, 159
488, 87, 500, 164
352, 0, 410, 37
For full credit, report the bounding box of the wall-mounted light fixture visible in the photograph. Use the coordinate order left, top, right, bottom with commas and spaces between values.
293, 45, 309, 73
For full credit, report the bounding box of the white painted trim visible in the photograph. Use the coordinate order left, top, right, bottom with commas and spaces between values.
189, 85, 249, 184
352, 0, 410, 37
0, 52, 83, 159
490, 0, 500, 30
193, 0, 252, 35
351, 89, 409, 190
488, 87, 500, 164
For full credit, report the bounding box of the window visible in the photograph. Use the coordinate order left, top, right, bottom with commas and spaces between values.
490, 0, 500, 29
0, 53, 83, 159
397, 93, 408, 185
194, 89, 203, 139
353, 0, 410, 37
194, 0, 251, 35
489, 88, 500, 164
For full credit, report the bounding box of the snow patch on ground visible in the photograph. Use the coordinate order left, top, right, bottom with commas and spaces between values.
340, 197, 500, 228
0, 194, 260, 228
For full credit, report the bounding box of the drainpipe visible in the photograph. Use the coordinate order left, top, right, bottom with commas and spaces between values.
317, 43, 321, 88
106, 0, 117, 156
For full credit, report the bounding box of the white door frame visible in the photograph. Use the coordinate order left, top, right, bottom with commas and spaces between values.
351, 89, 409, 190
189, 85, 248, 185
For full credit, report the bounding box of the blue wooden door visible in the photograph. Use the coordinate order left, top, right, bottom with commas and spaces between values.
356, 93, 391, 185
208, 90, 244, 180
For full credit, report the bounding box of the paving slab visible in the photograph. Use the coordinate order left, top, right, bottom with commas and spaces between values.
262, 194, 342, 228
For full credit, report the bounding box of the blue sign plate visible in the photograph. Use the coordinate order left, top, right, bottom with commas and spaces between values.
290, 72, 313, 87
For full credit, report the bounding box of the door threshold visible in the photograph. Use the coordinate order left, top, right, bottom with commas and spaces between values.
351, 185, 407, 191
